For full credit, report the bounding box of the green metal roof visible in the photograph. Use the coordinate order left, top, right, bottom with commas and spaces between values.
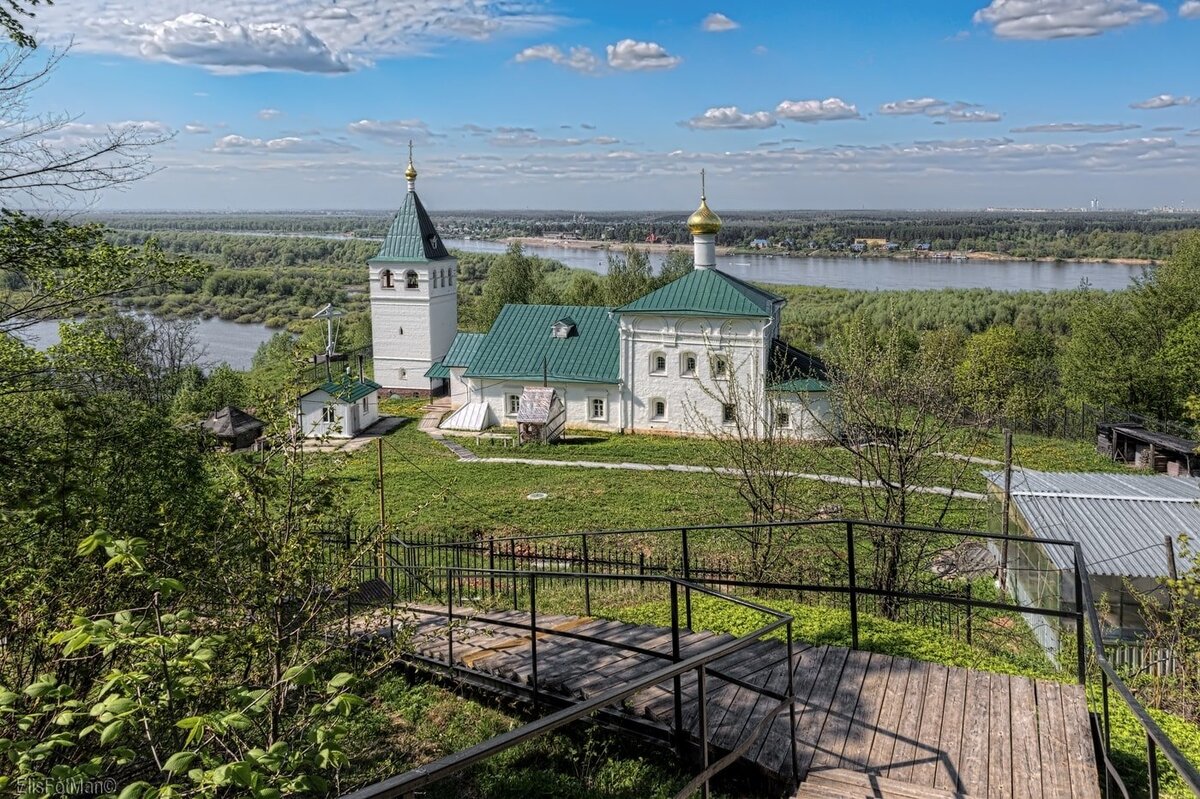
424, 361, 450, 380
370, 190, 450, 263
307, 377, 382, 403
767, 339, 827, 392
442, 332, 487, 368
769, 378, 828, 393
464, 304, 618, 384
614, 268, 782, 318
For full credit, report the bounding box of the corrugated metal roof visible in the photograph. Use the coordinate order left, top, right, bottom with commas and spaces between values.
370, 191, 450, 263
615, 268, 780, 318
442, 332, 487, 368
424, 360, 450, 379
982, 469, 1199, 578
464, 304, 618, 384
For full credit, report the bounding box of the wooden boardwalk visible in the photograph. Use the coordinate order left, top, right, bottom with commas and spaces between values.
386, 605, 1100, 798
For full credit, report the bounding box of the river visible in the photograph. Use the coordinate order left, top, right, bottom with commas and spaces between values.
443, 238, 1145, 292
15, 315, 278, 371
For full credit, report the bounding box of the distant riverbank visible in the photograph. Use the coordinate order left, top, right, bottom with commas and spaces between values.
499, 236, 1158, 267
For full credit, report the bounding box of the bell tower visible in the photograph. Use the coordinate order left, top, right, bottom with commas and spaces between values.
368, 143, 458, 395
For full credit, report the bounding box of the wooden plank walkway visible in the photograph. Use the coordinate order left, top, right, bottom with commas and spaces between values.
382, 605, 1100, 798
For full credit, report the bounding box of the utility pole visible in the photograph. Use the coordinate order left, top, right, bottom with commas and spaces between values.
999, 429, 1013, 594
377, 437, 386, 581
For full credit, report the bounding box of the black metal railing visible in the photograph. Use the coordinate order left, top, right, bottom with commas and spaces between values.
333, 519, 1200, 799
341, 565, 797, 799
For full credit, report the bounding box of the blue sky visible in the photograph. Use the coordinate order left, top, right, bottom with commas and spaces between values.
29, 0, 1200, 210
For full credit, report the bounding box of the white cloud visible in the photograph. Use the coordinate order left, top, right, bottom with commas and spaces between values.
1181, 0, 1200, 17
258, 108, 283, 120
212, 133, 357, 153
38, 1, 564, 73
513, 43, 600, 73
932, 106, 1004, 123
973, 0, 1166, 39
347, 118, 436, 143
701, 12, 739, 32
1130, 94, 1195, 108
775, 98, 861, 122
183, 122, 211, 134
682, 106, 777, 130
1012, 121, 1141, 132
488, 129, 623, 147
879, 98, 949, 116
606, 39, 682, 71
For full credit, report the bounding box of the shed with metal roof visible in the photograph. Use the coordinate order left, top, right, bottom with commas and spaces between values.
982, 468, 1194, 647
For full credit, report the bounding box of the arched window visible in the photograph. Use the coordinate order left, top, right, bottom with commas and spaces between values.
712, 356, 728, 379
397, 326, 404, 336
438, 268, 445, 288
380, 269, 394, 288
651, 398, 667, 421
680, 352, 697, 377
650, 351, 667, 375
448, 269, 454, 286
405, 270, 419, 289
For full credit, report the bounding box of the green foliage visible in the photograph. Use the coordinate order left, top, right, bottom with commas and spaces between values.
1061, 232, 1200, 419
956, 325, 1058, 420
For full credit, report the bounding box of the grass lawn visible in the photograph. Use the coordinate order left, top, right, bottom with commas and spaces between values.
330, 399, 986, 542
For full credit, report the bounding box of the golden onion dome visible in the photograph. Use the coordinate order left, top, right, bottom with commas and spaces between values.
404, 160, 418, 181
687, 196, 722, 235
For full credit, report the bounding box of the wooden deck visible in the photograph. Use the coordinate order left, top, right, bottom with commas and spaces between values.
384, 605, 1099, 798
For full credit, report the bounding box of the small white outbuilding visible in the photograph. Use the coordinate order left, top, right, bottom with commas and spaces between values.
298, 376, 381, 438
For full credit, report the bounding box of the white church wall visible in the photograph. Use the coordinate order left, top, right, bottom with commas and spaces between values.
619, 313, 771, 435
773, 392, 834, 441
474, 380, 621, 432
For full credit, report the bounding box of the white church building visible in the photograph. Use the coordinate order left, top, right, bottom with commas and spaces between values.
369, 157, 831, 439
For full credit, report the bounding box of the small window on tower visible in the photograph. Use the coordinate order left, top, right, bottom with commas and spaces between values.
397, 327, 403, 336
381, 269, 394, 288
650, 352, 667, 375
405, 270, 419, 289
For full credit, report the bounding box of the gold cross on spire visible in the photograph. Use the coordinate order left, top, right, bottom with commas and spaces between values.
404, 139, 418, 183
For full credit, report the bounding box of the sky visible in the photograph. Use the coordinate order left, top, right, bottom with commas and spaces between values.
25, 0, 1200, 211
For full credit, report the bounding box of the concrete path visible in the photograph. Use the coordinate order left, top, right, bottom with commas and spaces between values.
414, 404, 985, 502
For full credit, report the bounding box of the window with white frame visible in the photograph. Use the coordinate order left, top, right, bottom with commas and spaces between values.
380, 269, 394, 288
713, 356, 728, 379
590, 396, 607, 421
650, 351, 667, 375
362, 397, 369, 412
405, 270, 419, 289
722, 403, 736, 424
506, 394, 521, 416
681, 352, 697, 377
651, 398, 667, 421
321, 405, 336, 424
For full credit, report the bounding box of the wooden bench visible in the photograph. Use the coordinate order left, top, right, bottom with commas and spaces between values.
474, 432, 514, 448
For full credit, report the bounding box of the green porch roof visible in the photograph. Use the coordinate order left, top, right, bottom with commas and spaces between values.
767, 339, 827, 392
424, 361, 450, 380
464, 304, 618, 384
370, 190, 450, 263
308, 377, 381, 403
615, 268, 782, 318
442, 332, 488, 368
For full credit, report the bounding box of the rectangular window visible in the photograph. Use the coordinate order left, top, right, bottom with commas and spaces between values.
590, 397, 606, 420
507, 394, 521, 416
321, 406, 336, 424
776, 409, 791, 428
722, 404, 736, 424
